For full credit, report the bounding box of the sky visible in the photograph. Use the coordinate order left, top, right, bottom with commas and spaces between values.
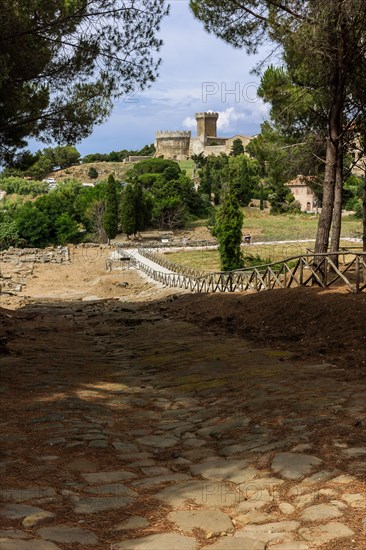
35, 0, 272, 156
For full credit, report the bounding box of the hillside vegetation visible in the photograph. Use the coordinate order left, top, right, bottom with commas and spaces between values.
49, 161, 131, 184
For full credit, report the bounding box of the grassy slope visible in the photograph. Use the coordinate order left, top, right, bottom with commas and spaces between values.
50, 162, 131, 184
164, 208, 362, 271
240, 208, 362, 240
178, 160, 195, 178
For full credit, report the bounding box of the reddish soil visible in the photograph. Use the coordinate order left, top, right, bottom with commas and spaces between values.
149, 287, 366, 368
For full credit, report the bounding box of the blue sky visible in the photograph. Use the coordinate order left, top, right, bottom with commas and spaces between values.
36, 1, 271, 156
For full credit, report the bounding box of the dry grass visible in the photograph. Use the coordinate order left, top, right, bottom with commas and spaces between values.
163, 240, 361, 271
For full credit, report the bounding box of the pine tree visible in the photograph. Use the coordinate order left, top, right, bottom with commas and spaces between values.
215, 184, 244, 271
103, 174, 118, 243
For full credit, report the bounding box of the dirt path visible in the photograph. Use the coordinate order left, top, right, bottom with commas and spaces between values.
0, 296, 365, 549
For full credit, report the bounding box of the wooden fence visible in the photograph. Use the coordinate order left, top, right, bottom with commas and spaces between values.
126, 250, 366, 294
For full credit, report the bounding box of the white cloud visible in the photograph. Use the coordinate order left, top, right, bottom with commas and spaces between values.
216, 108, 246, 131
182, 116, 197, 130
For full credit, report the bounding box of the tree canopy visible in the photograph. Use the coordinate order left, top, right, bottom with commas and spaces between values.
0, 1, 168, 162
191, 0, 366, 253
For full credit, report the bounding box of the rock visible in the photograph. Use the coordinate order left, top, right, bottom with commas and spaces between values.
1, 487, 56, 502
115, 516, 150, 530
88, 439, 108, 448
155, 480, 239, 509
84, 483, 137, 498
22, 510, 55, 528
279, 502, 295, 515
38, 525, 98, 545
0, 540, 60, 550
1, 504, 48, 519
298, 522, 355, 547
271, 453, 322, 480
341, 493, 366, 509
183, 437, 207, 448
331, 474, 357, 484
235, 489, 273, 513
46, 438, 66, 446
112, 442, 139, 453
342, 447, 366, 457
168, 510, 234, 534
140, 466, 171, 476
190, 459, 258, 484
136, 434, 178, 448
112, 533, 197, 549
300, 504, 343, 522
0, 530, 29, 539
66, 458, 97, 472
82, 470, 136, 483
291, 444, 312, 452
233, 511, 278, 526
132, 473, 190, 487
300, 470, 337, 486
73, 495, 135, 514
268, 543, 309, 549
235, 521, 300, 544
201, 537, 265, 549
292, 489, 335, 509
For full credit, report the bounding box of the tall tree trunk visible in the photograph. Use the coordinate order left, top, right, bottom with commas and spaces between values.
315, 34, 345, 258
363, 168, 366, 253
314, 136, 337, 254
330, 143, 344, 265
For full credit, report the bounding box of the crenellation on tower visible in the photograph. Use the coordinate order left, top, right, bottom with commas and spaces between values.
153, 111, 251, 160
195, 112, 219, 142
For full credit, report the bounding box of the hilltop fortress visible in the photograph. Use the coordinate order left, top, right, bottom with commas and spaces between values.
154, 112, 252, 160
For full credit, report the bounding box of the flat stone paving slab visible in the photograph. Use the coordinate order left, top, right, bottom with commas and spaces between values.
1, 487, 56, 502
136, 435, 178, 448
271, 453, 322, 480
73, 495, 135, 514
115, 516, 150, 530
269, 543, 309, 550
235, 521, 300, 544
300, 503, 343, 522
84, 483, 137, 498
201, 537, 265, 550
190, 459, 257, 484
168, 510, 234, 534
298, 521, 355, 546
112, 533, 197, 549
0, 539, 61, 550
1, 504, 50, 520
82, 470, 136, 483
37, 525, 98, 545
155, 480, 239, 508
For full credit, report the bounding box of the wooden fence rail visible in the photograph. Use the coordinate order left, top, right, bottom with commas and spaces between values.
124, 251, 366, 294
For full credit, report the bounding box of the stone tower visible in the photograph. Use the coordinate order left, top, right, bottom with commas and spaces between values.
195, 112, 219, 143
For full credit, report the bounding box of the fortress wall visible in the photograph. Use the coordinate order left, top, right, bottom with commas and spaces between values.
202, 145, 227, 157
155, 132, 191, 159
189, 137, 205, 156
225, 135, 252, 154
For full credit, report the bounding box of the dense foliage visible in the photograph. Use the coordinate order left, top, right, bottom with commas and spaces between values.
0, 1, 168, 163
82, 144, 156, 164
213, 184, 244, 272
199, 153, 260, 207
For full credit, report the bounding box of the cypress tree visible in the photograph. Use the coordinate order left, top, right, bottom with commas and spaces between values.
120, 184, 136, 238
215, 184, 244, 271
103, 174, 119, 243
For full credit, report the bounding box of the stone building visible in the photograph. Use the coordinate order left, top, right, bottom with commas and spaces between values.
286, 175, 320, 213
155, 112, 252, 160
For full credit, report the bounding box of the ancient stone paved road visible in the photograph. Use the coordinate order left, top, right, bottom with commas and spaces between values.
0, 300, 365, 550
